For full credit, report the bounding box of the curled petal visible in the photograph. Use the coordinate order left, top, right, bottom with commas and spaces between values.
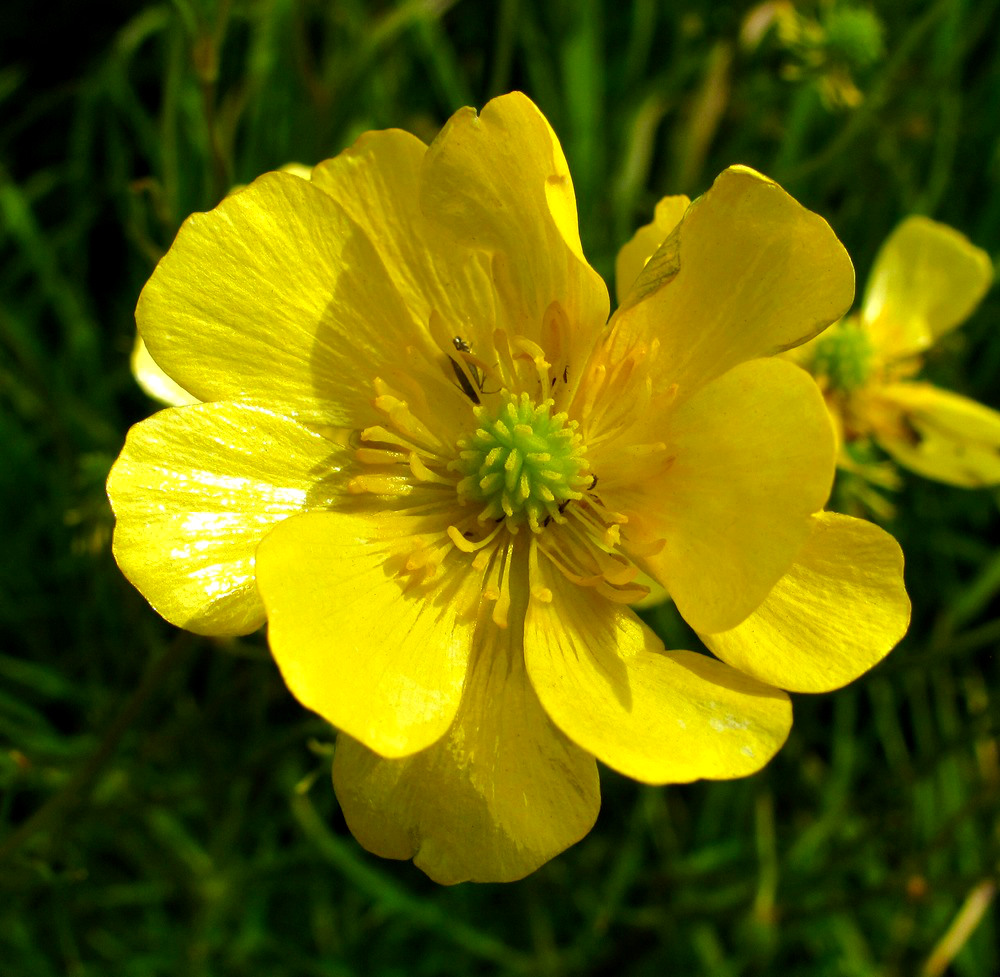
615, 195, 690, 306
611, 165, 854, 400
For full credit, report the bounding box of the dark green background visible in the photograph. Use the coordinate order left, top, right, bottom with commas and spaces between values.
2, 1, 998, 974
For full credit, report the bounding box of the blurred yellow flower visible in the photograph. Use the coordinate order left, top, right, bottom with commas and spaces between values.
795, 217, 997, 492
109, 92, 909, 884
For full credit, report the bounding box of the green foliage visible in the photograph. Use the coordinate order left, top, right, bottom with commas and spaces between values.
1, 0, 998, 974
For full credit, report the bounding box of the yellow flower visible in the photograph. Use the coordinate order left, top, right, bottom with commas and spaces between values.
796, 216, 997, 490
108, 93, 909, 884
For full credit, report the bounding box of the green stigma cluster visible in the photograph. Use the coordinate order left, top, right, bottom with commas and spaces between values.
453, 392, 592, 531
811, 320, 875, 393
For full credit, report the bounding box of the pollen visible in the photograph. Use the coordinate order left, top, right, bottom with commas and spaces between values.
451, 392, 592, 532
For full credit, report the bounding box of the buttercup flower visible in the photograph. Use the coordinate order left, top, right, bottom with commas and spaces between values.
108, 92, 909, 884
794, 217, 997, 494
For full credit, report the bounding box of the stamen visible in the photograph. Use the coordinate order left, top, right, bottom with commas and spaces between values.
492, 327, 519, 389
372, 393, 446, 453
408, 452, 450, 484
578, 362, 606, 422
347, 473, 413, 496
528, 538, 553, 603
373, 370, 432, 419
595, 577, 651, 604
446, 522, 504, 553
540, 301, 574, 402
360, 425, 425, 455
511, 335, 551, 389
491, 542, 515, 628
355, 447, 402, 466
353, 327, 665, 632
481, 543, 504, 601
569, 498, 625, 547
425, 543, 453, 581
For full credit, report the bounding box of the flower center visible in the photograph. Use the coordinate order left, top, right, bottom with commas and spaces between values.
811, 320, 874, 393
452, 392, 592, 533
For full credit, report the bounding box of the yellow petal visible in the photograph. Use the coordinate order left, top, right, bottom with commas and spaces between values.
255, 511, 478, 759
226, 161, 313, 196
106, 402, 345, 635
310, 129, 496, 357
524, 558, 791, 784
862, 216, 993, 360
611, 165, 854, 399
615, 195, 690, 306
867, 382, 1000, 487
332, 608, 599, 884
279, 161, 313, 181
420, 92, 609, 348
701, 512, 910, 692
629, 357, 835, 634
130, 335, 199, 407
137, 172, 420, 422
776, 314, 842, 369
